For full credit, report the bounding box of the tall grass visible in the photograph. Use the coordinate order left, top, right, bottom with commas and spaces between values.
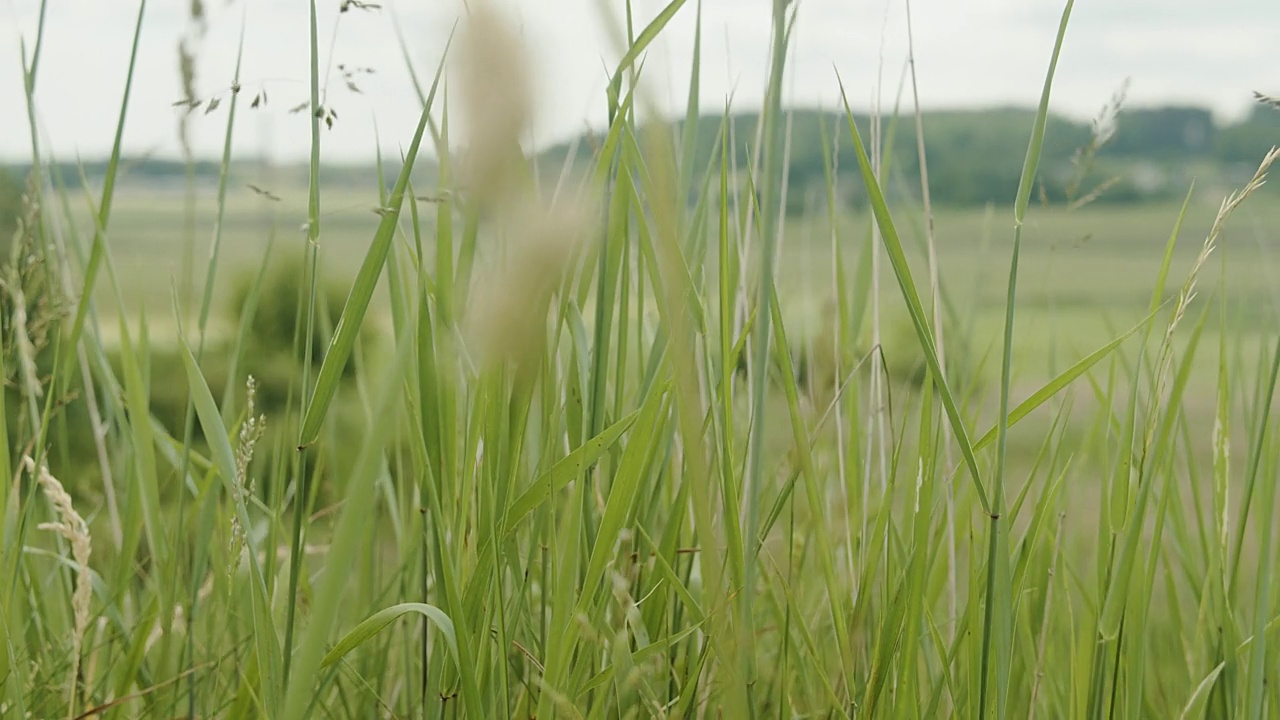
3, 0, 1279, 717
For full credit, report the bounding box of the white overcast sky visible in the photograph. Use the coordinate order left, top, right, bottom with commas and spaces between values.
1, 0, 1276, 163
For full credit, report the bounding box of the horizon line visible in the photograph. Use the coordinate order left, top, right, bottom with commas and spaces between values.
1, 96, 1268, 167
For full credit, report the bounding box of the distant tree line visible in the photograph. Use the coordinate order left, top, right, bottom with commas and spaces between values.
657, 104, 1279, 214
538, 102, 1278, 213
2, 102, 1276, 227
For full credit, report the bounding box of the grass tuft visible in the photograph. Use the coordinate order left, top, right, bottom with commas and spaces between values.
3, 1, 1278, 717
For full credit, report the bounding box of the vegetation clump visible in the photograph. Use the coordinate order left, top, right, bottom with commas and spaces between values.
4, 1, 1280, 718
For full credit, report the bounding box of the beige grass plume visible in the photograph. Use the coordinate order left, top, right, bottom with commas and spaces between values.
466, 195, 591, 369
1143, 146, 1280, 454
457, 1, 593, 370
24, 455, 91, 718
457, 1, 533, 207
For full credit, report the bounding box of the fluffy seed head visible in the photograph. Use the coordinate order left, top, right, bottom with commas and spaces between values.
457, 2, 533, 206
26, 455, 91, 713
466, 196, 591, 369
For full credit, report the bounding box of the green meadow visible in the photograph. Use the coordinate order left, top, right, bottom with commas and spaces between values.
4, 0, 1280, 718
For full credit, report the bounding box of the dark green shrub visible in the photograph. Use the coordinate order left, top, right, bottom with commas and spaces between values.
229, 252, 351, 364
0, 168, 22, 260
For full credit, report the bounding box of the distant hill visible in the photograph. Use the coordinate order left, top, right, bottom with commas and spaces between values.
539, 103, 1280, 211
3, 103, 1276, 212
0, 156, 441, 198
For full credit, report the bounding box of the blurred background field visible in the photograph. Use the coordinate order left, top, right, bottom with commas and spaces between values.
36, 172, 1279, 513
71, 180, 1280, 382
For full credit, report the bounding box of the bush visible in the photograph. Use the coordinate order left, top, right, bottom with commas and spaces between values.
230, 252, 352, 364
0, 168, 25, 261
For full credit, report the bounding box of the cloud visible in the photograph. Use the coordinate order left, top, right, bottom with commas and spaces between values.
0, 0, 1276, 162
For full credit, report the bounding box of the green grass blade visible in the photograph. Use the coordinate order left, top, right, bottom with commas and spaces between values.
605, 0, 689, 118
1179, 662, 1227, 720
981, 3, 1074, 715
320, 603, 459, 670
63, 0, 146, 370
767, 283, 856, 693
116, 319, 165, 573
503, 409, 640, 536
1244, 337, 1280, 719
280, 335, 426, 720
836, 82, 989, 515
1013, 0, 1075, 223
973, 304, 1161, 452
538, 382, 670, 708
298, 58, 446, 447
742, 6, 794, 686
178, 320, 282, 713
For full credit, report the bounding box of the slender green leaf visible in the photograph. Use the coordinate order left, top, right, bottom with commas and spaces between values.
298, 47, 447, 446
321, 603, 459, 670
503, 409, 640, 537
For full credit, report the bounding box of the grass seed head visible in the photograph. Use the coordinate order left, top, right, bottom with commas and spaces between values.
25, 456, 91, 713
457, 1, 533, 206
466, 196, 591, 370
229, 376, 266, 577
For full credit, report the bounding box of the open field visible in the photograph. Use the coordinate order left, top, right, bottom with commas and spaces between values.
16, 167, 1280, 718
94, 185, 1280, 382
